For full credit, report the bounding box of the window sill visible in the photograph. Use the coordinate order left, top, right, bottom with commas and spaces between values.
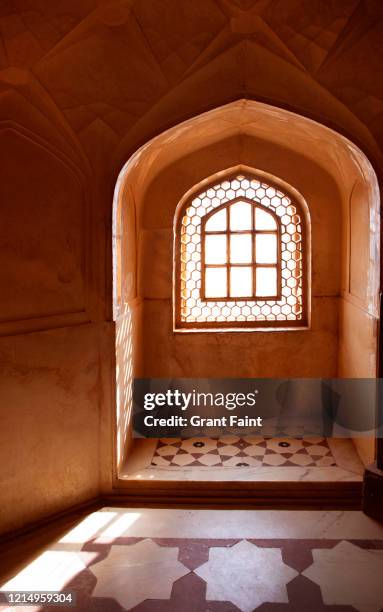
173, 325, 310, 333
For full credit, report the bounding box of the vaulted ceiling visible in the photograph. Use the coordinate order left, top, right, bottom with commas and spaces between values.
1, 0, 382, 175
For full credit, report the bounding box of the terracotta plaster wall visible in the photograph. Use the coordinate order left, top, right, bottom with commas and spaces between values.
0, 1, 382, 531
0, 326, 100, 535
338, 177, 380, 465
138, 135, 341, 378
0, 113, 103, 534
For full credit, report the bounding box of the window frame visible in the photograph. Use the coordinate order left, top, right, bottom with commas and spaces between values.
201, 197, 282, 302
174, 172, 308, 331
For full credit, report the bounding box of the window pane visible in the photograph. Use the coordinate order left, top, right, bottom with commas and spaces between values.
256, 234, 277, 264
255, 207, 277, 230
205, 267, 227, 298
230, 267, 252, 297
256, 267, 277, 296
205, 208, 226, 232
230, 202, 252, 230
205, 234, 226, 264
230, 234, 252, 263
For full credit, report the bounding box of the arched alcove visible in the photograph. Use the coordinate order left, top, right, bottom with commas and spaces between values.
112, 100, 380, 475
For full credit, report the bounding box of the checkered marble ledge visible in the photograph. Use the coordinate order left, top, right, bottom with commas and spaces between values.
151, 436, 337, 468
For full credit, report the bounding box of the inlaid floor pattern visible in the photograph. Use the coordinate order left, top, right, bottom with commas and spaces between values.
151, 436, 337, 468
2, 508, 383, 611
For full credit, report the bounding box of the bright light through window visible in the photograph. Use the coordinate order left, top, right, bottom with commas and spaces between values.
176, 173, 306, 329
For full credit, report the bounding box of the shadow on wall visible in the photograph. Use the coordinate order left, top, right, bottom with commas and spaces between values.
115, 305, 134, 470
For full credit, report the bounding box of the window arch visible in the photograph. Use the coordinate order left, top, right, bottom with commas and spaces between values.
175, 172, 308, 330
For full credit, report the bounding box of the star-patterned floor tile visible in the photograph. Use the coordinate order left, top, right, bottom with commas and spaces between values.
90, 539, 189, 609
194, 540, 298, 611
303, 540, 383, 611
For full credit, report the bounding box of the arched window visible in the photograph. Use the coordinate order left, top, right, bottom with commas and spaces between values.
175, 173, 308, 330
202, 199, 280, 301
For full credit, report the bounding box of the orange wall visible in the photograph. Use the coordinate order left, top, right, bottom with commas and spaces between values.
138, 135, 341, 379
0, 1, 382, 534
338, 179, 380, 465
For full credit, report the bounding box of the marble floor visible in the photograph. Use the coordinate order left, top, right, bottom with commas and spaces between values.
1, 507, 383, 611
120, 437, 365, 482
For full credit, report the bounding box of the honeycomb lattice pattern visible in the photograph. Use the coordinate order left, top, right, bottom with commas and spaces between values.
178, 174, 305, 327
